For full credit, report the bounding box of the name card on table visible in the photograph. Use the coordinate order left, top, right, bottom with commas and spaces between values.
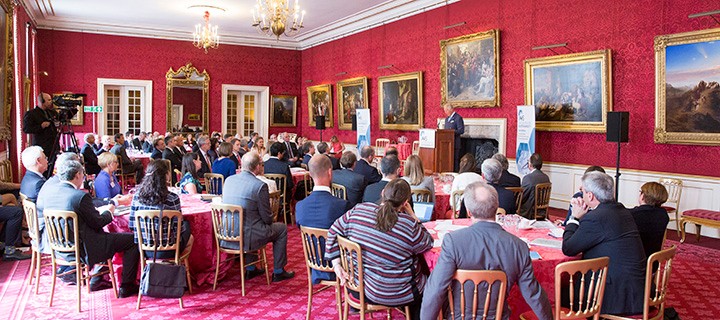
419, 129, 436, 148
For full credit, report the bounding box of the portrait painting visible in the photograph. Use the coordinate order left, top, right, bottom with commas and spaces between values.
270, 95, 297, 127
337, 77, 368, 130
524, 49, 612, 132
655, 28, 720, 145
378, 71, 423, 130
440, 29, 500, 108
307, 84, 333, 128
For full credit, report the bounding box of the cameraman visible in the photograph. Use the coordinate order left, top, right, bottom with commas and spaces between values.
23, 92, 58, 161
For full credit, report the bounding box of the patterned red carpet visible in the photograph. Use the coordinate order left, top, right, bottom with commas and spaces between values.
0, 226, 717, 319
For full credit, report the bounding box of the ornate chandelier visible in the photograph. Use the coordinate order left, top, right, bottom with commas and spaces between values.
193, 11, 219, 53
251, 0, 306, 39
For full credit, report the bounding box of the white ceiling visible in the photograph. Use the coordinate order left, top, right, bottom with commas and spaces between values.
23, 0, 457, 50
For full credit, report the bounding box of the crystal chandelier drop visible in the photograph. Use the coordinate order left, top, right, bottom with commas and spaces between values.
251, 0, 306, 39
193, 11, 219, 53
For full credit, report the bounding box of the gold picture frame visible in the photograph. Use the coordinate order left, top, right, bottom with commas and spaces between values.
307, 84, 333, 128
166, 63, 209, 132
378, 71, 423, 130
337, 77, 368, 130
53, 93, 84, 126
524, 49, 612, 133
654, 28, 720, 145
0, 0, 13, 140
270, 94, 297, 127
440, 29, 500, 108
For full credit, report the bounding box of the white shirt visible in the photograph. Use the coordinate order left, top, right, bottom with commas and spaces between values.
312, 185, 331, 193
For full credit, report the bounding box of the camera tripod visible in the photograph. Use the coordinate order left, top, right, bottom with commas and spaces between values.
45, 120, 80, 178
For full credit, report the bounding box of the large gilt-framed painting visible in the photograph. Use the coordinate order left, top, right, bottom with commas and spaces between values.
0, 0, 13, 140
53, 93, 85, 126
654, 28, 720, 145
337, 77, 368, 130
307, 84, 333, 128
270, 94, 297, 127
524, 49, 612, 133
440, 29, 500, 108
378, 71, 423, 130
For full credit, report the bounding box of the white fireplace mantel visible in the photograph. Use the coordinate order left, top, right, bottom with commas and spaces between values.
438, 118, 508, 155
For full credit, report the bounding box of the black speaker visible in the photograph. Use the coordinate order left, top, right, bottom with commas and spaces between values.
606, 112, 629, 143
315, 116, 326, 130
351, 113, 357, 131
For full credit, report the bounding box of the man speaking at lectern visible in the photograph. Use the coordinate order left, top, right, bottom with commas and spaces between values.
443, 104, 464, 171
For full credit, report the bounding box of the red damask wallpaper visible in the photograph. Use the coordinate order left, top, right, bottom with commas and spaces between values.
10, 6, 35, 175
300, 0, 719, 177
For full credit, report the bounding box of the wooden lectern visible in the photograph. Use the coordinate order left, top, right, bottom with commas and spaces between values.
419, 129, 455, 173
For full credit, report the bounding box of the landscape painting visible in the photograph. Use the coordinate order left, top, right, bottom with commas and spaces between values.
655, 28, 720, 145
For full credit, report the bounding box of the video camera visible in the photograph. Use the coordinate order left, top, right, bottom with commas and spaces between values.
52, 93, 86, 123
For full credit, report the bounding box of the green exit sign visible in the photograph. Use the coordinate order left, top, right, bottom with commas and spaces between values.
84, 106, 103, 113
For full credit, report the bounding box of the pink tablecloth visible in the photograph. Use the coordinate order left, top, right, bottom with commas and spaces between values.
422, 219, 578, 318
291, 170, 309, 186
130, 153, 152, 168
434, 179, 451, 220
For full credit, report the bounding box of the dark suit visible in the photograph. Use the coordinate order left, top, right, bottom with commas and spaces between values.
296, 189, 349, 284
562, 202, 646, 315
493, 182, 516, 215
150, 148, 163, 160
230, 152, 241, 169
354, 159, 382, 185
143, 140, 153, 153
444, 112, 464, 171
302, 154, 312, 166
326, 154, 340, 170
629, 205, 669, 259
20, 171, 46, 202
362, 180, 388, 204
36, 181, 139, 287
222, 171, 288, 270
110, 144, 144, 181
332, 169, 366, 209
519, 169, 550, 218
197, 150, 213, 177
162, 148, 181, 184
421, 221, 552, 320
497, 170, 521, 188
284, 141, 300, 167
81, 143, 101, 175
22, 107, 58, 158
131, 138, 143, 150
264, 157, 294, 194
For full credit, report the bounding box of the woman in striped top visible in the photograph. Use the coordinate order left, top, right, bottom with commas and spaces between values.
325, 179, 433, 319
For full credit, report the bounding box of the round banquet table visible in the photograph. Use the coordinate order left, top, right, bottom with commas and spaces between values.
130, 152, 152, 169
389, 143, 412, 160
433, 178, 452, 220
422, 219, 578, 318
105, 193, 234, 287
291, 168, 309, 186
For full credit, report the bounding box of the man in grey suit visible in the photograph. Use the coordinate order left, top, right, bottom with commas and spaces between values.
331, 151, 367, 208
519, 153, 550, 219
420, 181, 552, 320
222, 152, 295, 282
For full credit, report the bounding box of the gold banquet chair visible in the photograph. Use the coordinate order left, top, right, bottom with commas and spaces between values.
264, 173, 292, 225
204, 173, 225, 195
331, 183, 348, 200
375, 138, 390, 158
533, 183, 552, 220
450, 190, 464, 219
411, 189, 432, 203
444, 270, 508, 320
658, 178, 683, 236
22, 198, 50, 295
269, 190, 282, 222
505, 187, 523, 213
300, 226, 342, 320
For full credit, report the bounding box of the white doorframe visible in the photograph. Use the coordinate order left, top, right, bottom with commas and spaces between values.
97, 78, 153, 135
221, 84, 269, 139
172, 104, 184, 130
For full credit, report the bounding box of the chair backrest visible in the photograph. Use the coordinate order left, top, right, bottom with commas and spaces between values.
300, 163, 308, 170
174, 169, 182, 186
375, 138, 390, 157
451, 189, 464, 218
331, 183, 348, 200
43, 209, 81, 257
505, 187, 523, 211
115, 155, 127, 174
534, 183, 552, 218
299, 226, 333, 274
411, 140, 420, 155
411, 189, 432, 202
21, 199, 40, 250
0, 159, 13, 182
204, 173, 225, 195
303, 172, 314, 198
658, 178, 682, 210
210, 203, 245, 250
642, 246, 677, 319
337, 236, 365, 303
264, 174, 287, 204
134, 210, 183, 261
268, 191, 281, 222
555, 256, 610, 320
447, 270, 508, 320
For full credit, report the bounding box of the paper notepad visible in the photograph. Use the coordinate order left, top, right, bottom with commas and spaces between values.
548, 228, 564, 238
434, 224, 468, 232
529, 238, 563, 249
531, 220, 557, 229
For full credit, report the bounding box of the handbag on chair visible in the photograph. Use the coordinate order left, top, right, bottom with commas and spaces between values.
139, 206, 187, 298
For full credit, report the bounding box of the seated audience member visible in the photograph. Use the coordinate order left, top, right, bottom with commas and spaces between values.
162, 135, 182, 182
129, 160, 191, 258
363, 155, 401, 204
264, 142, 294, 195
519, 153, 550, 218
0, 201, 28, 260
492, 153, 521, 188
150, 138, 165, 160
630, 182, 669, 259
20, 146, 48, 202
247, 132, 258, 149
421, 181, 552, 320
196, 137, 214, 177
208, 137, 219, 161
80, 133, 101, 175
229, 138, 245, 169
251, 136, 268, 160
325, 179, 432, 318
131, 132, 147, 151
355, 146, 382, 185
99, 135, 113, 154
450, 154, 483, 211
481, 158, 516, 215
559, 166, 606, 226
123, 131, 133, 149
185, 133, 197, 152
142, 132, 154, 153
301, 141, 315, 166
269, 133, 278, 144
222, 152, 295, 282
174, 134, 188, 155
223, 133, 234, 143
562, 171, 646, 315
179, 153, 203, 195
94, 152, 123, 199
316, 142, 340, 170
329, 135, 344, 159
110, 133, 144, 182
212, 142, 237, 179
37, 160, 139, 297
281, 132, 300, 167
385, 146, 399, 157
402, 155, 435, 202
332, 151, 367, 208
296, 154, 350, 284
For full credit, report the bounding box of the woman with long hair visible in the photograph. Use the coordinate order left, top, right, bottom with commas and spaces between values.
450, 153, 483, 206
402, 155, 435, 202
325, 179, 432, 319
252, 136, 267, 159
179, 153, 203, 194
329, 135, 345, 159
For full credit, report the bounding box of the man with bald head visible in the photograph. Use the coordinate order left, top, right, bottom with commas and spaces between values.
421, 181, 552, 320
